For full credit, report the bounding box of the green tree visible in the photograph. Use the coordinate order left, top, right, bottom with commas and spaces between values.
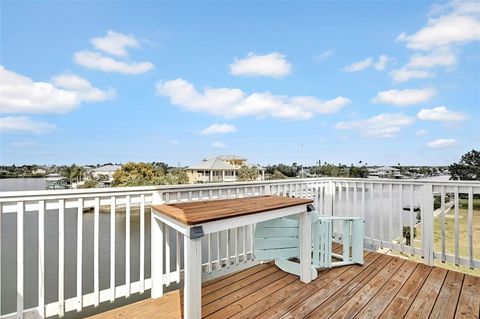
237, 166, 259, 181
80, 179, 99, 189
449, 149, 480, 181
112, 162, 189, 187
348, 166, 369, 178
112, 162, 164, 187
163, 169, 189, 184
268, 170, 287, 180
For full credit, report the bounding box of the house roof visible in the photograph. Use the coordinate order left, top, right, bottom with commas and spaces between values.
378, 166, 399, 171
93, 165, 122, 172
189, 157, 237, 171
203, 155, 247, 161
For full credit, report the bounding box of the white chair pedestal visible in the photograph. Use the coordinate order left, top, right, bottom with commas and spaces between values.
253, 209, 364, 279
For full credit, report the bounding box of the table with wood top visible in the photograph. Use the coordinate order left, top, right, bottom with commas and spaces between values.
150, 195, 314, 319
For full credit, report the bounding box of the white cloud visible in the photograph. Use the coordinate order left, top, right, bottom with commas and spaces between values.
156, 78, 351, 120
344, 55, 390, 72
393, 2, 480, 82
407, 49, 457, 69
52, 73, 115, 102
426, 138, 457, 148
374, 55, 390, 70
372, 88, 435, 106
229, 52, 292, 78
335, 113, 415, 138
314, 50, 333, 62
199, 123, 237, 135
74, 51, 154, 74
397, 15, 480, 51
212, 141, 227, 149
417, 106, 467, 121
0, 116, 56, 134
91, 30, 139, 57
0, 66, 113, 114
344, 57, 373, 72
390, 68, 435, 82
416, 129, 428, 136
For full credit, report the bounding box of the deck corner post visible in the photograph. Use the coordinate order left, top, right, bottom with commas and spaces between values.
151, 215, 164, 299
422, 183, 434, 266
184, 234, 202, 319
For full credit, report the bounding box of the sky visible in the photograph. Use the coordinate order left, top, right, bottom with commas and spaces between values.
0, 1, 479, 167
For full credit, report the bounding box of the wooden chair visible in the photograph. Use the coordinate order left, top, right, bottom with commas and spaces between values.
254, 208, 364, 279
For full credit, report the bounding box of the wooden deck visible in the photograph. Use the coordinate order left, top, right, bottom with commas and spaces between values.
88, 248, 480, 319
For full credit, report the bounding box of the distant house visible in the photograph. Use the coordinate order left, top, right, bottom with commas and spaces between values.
32, 168, 47, 175
368, 166, 402, 179
92, 164, 122, 187
45, 173, 69, 190
186, 155, 265, 183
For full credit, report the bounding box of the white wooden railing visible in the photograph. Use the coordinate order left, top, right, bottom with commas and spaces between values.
0, 178, 479, 318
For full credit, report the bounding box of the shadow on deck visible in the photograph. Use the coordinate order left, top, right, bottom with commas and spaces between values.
87, 246, 480, 319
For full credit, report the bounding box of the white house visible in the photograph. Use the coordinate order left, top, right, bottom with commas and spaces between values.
186, 155, 265, 183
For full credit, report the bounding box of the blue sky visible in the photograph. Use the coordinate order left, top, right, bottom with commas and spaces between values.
1, 1, 479, 167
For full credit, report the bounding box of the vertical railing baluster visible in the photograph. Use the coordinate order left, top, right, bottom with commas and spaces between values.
370, 183, 375, 247
177, 192, 181, 203
467, 187, 474, 269
165, 226, 171, 286
176, 231, 181, 283
226, 230, 230, 268
76, 198, 83, 312
235, 228, 239, 265
140, 194, 145, 293
38, 200, 45, 318
440, 186, 446, 263
94, 197, 100, 307
353, 182, 357, 217
338, 182, 343, 217
243, 226, 247, 262
409, 185, 414, 256
250, 224, 254, 260
125, 195, 131, 297
346, 182, 350, 215
58, 199, 65, 317
216, 231, 220, 269
17, 201, 24, 319
110, 197, 116, 302
207, 233, 212, 273
389, 184, 393, 249
399, 185, 403, 253
379, 184, 384, 248
454, 186, 460, 266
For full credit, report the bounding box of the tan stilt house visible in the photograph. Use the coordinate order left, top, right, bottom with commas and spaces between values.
186, 155, 265, 183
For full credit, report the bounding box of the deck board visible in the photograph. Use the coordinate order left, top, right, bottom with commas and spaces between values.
455, 274, 480, 319
87, 249, 480, 319
378, 263, 432, 319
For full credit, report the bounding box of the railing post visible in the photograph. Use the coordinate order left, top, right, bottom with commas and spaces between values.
422, 183, 434, 266
151, 191, 164, 299
324, 180, 334, 216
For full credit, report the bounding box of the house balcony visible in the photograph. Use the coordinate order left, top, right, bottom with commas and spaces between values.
0, 178, 479, 318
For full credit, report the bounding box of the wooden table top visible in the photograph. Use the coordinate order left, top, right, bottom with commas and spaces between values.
151, 195, 313, 225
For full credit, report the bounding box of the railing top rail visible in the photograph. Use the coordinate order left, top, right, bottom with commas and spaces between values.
1, 177, 478, 201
